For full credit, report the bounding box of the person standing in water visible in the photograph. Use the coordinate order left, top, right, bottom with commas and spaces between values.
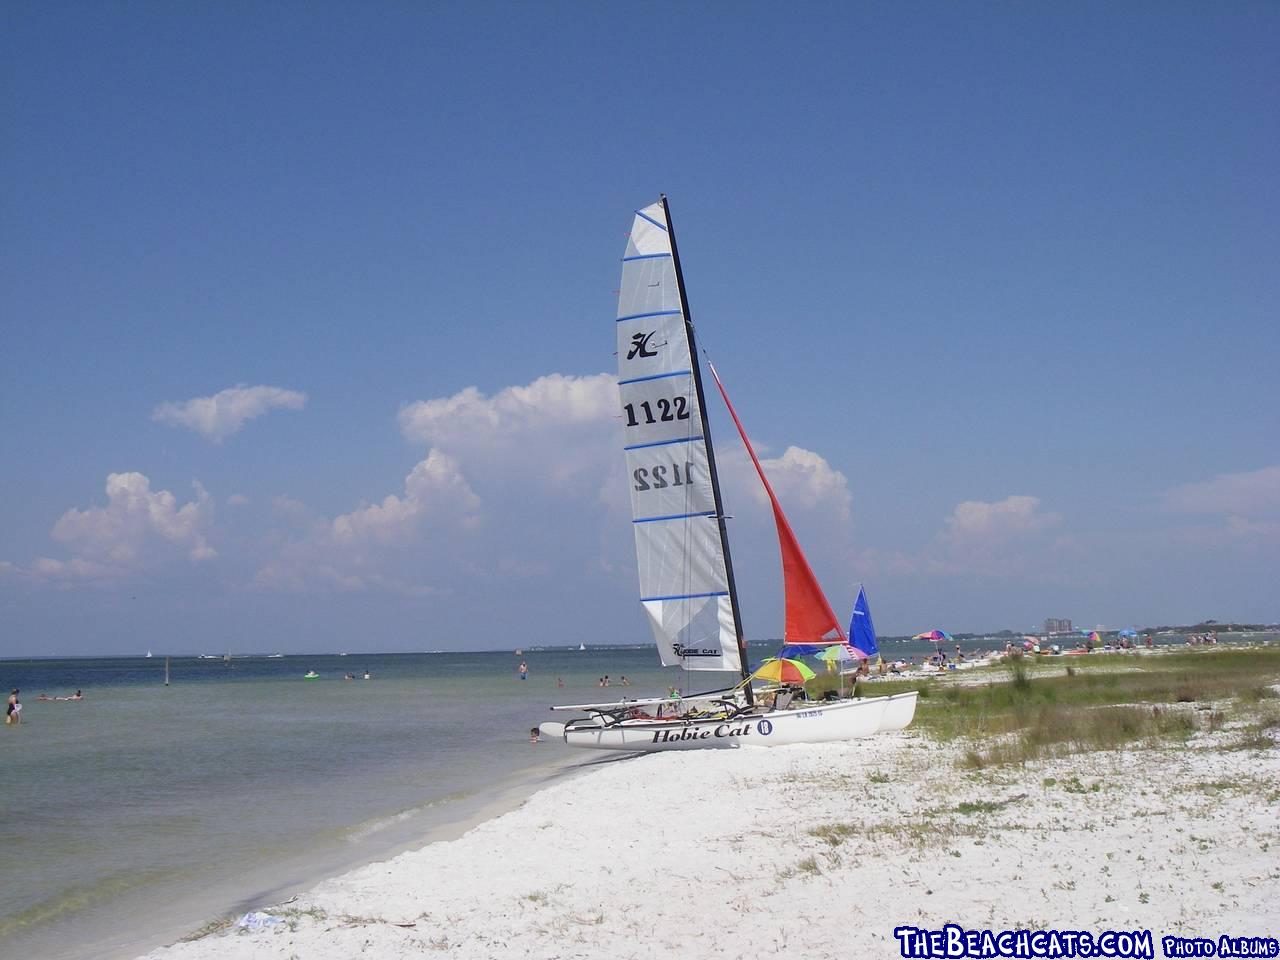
6, 689, 20, 725
518, 660, 528, 680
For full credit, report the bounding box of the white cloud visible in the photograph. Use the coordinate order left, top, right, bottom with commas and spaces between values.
943, 495, 1060, 541
252, 374, 621, 596
754, 446, 852, 521
0, 473, 218, 582
254, 452, 480, 593
399, 374, 615, 447
227, 494, 250, 507
52, 473, 216, 564
331, 451, 480, 546
152, 384, 307, 442
1160, 465, 1280, 543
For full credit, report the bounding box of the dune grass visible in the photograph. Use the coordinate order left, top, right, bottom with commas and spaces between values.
808, 647, 1280, 767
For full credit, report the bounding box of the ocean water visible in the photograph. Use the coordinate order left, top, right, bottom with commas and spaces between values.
0, 647, 699, 960
0, 633, 1262, 959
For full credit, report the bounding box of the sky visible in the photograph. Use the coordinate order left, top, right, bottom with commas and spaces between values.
2, 2, 1277, 657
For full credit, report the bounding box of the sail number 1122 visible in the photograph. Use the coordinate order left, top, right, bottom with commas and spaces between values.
623, 398, 690, 426
634, 461, 696, 492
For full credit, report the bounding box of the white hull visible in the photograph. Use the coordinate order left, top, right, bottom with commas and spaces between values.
554, 694, 896, 752
878, 691, 919, 732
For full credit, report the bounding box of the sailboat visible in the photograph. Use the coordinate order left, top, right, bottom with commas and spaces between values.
577, 642, 586, 651
541, 198, 916, 751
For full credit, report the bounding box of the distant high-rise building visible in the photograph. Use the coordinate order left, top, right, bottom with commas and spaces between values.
1044, 618, 1073, 635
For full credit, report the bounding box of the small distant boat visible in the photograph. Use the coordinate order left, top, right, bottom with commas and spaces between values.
303, 671, 319, 680
578, 642, 586, 651
266, 653, 283, 658
145, 650, 153, 658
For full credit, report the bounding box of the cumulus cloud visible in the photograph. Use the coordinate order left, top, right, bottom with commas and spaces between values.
254, 452, 480, 592
253, 374, 617, 596
152, 384, 307, 441
331, 451, 480, 546
399, 374, 615, 447
943, 495, 1061, 541
52, 472, 216, 565
0, 473, 218, 582
1162, 466, 1280, 516
753, 446, 852, 521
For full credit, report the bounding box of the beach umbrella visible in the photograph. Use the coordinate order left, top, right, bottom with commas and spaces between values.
912, 629, 953, 643
752, 658, 817, 685
816, 643, 858, 693
778, 644, 827, 661
1118, 629, 1137, 638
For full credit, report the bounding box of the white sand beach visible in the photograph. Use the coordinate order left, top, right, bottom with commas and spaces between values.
141, 720, 1278, 959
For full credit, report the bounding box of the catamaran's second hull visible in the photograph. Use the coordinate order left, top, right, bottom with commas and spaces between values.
878, 691, 919, 732
556, 694, 892, 752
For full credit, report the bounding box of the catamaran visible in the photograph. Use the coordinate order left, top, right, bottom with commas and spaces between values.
540, 198, 916, 751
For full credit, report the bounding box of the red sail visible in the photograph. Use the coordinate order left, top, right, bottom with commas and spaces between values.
708, 363, 846, 645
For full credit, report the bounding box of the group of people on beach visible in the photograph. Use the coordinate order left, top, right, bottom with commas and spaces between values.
1186, 633, 1219, 645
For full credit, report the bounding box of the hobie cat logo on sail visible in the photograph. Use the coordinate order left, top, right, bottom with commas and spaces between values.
626, 331, 660, 359
672, 641, 721, 658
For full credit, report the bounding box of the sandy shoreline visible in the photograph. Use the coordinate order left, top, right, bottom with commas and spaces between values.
140, 718, 1278, 959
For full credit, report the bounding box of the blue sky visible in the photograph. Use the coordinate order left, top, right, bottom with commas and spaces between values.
3, 2, 1277, 656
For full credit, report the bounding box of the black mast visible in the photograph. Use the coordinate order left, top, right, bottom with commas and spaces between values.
660, 194, 753, 704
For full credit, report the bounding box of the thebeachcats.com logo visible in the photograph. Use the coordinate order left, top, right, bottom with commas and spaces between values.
893, 925, 1278, 959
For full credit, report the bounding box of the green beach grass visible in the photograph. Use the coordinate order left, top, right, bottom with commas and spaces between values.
807, 646, 1280, 767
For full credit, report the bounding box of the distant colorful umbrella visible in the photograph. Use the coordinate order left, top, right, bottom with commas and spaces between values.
1118, 629, 1138, 638
815, 644, 856, 663
913, 629, 953, 642
752, 658, 817, 685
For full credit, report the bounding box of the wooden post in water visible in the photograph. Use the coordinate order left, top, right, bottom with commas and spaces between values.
164, 656, 170, 686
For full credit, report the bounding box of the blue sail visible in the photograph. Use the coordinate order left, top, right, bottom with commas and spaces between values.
848, 585, 879, 659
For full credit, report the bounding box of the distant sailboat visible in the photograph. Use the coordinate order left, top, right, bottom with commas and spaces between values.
145, 650, 153, 658
848, 584, 879, 659
578, 642, 586, 652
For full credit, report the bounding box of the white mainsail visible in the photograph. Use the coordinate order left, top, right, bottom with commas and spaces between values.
617, 201, 742, 673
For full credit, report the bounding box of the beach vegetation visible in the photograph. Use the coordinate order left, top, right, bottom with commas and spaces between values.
180, 916, 236, 942
807, 822, 858, 846
796, 854, 821, 876
880, 647, 1280, 767
868, 771, 890, 783
955, 800, 1003, 815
